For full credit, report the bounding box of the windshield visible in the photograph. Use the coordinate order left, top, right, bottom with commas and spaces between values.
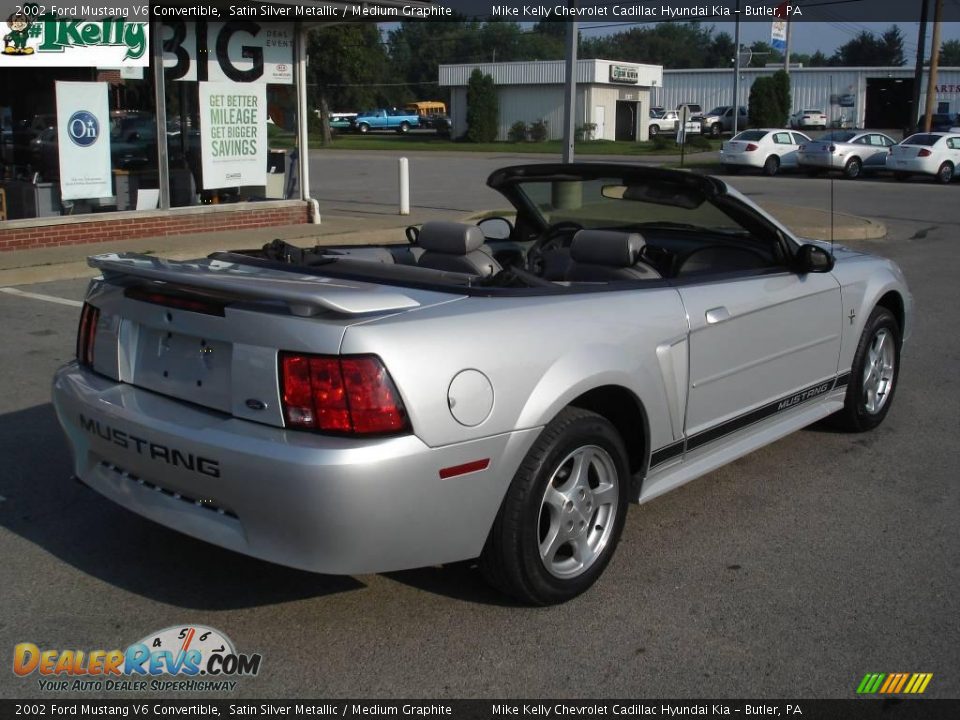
513, 177, 746, 233
707, 107, 728, 116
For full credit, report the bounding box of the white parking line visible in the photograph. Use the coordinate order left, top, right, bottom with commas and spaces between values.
0, 287, 83, 308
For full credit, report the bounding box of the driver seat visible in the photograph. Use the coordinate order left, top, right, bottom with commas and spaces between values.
416, 221, 501, 277
565, 229, 662, 282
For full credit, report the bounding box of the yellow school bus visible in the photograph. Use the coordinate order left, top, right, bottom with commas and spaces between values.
404, 101, 447, 118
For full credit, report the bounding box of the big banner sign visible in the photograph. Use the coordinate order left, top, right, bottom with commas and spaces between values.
162, 21, 293, 84
199, 82, 268, 190
55, 82, 112, 201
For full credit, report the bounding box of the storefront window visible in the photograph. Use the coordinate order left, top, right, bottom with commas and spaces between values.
0, 18, 300, 220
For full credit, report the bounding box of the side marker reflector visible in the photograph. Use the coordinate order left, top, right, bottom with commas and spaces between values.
439, 459, 490, 479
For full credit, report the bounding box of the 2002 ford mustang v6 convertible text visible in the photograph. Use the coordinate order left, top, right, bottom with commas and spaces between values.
53, 165, 911, 604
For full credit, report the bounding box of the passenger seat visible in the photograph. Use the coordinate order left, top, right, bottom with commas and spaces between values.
565, 230, 662, 282
416, 221, 502, 277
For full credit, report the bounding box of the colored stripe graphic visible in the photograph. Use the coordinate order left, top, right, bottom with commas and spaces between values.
857, 673, 932, 694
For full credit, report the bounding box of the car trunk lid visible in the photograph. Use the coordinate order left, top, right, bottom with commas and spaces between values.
84, 253, 462, 426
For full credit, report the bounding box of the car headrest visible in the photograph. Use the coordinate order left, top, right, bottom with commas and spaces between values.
417, 222, 485, 255
570, 229, 646, 267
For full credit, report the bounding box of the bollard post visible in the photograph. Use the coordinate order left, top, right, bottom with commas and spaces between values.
398, 157, 410, 215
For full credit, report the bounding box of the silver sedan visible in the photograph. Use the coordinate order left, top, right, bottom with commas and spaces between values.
797, 130, 896, 179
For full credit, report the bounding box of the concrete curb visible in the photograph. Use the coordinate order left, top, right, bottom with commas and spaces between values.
756, 201, 887, 241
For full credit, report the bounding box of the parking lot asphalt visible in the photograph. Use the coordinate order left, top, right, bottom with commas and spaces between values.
0, 156, 958, 700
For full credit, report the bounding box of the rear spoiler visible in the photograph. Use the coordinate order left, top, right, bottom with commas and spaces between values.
88, 253, 421, 317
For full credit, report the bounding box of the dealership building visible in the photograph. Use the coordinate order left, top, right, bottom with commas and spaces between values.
440, 60, 663, 143
657, 66, 960, 129
0, 2, 428, 252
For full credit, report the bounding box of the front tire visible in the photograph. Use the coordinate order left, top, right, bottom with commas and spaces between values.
357, 123, 370, 134
762, 155, 780, 176
481, 408, 630, 605
397, 121, 410, 134
709, 123, 721, 138
830, 307, 901, 432
648, 124, 659, 138
844, 157, 862, 179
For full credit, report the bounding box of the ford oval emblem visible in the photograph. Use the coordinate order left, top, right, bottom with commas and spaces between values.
245, 399, 267, 411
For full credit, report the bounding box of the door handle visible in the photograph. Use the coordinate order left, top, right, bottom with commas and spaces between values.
705, 306, 730, 324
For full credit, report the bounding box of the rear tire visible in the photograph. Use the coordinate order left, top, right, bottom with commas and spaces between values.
844, 157, 862, 179
762, 155, 780, 176
481, 408, 630, 605
709, 124, 721, 138
648, 124, 659, 138
830, 307, 901, 432
935, 162, 954, 184
398, 121, 410, 134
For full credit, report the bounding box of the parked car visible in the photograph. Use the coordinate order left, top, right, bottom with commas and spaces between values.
797, 130, 896, 179
352, 108, 420, 134
53, 163, 910, 605
700, 106, 748, 137
721, 129, 811, 176
911, 113, 959, 134
328, 113, 356, 130
789, 109, 828, 130
648, 111, 700, 137
887, 132, 960, 184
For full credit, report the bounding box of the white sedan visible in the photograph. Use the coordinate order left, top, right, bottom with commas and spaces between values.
721, 129, 811, 176
887, 132, 960, 184
797, 130, 896, 179
790, 109, 828, 130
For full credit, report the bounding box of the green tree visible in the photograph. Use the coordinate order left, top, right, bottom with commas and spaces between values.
940, 39, 960, 66
771, 70, 791, 122
748, 41, 783, 68
466, 69, 498, 143
832, 26, 905, 66
387, 19, 483, 101
749, 76, 783, 128
306, 24, 396, 114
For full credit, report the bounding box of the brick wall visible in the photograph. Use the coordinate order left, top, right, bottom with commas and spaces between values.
0, 203, 310, 252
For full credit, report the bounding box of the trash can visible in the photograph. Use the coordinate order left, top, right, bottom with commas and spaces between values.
266, 148, 291, 199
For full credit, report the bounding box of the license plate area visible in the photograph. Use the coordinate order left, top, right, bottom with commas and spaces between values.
132, 326, 233, 412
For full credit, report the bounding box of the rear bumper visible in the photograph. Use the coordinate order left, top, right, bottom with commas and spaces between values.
886, 156, 938, 175
720, 152, 761, 168
52, 363, 540, 575
798, 153, 841, 169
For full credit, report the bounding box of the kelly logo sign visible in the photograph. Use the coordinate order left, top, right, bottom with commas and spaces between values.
0, 8, 149, 67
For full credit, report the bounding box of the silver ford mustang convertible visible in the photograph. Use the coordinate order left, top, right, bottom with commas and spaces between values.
53, 164, 911, 604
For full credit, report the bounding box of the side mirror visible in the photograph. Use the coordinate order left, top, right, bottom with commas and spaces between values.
477, 216, 513, 240
796, 244, 834, 273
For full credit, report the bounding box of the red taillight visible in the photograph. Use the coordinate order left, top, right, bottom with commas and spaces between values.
279, 352, 409, 435
745, 143, 758, 151
918, 148, 932, 157
76, 302, 99, 367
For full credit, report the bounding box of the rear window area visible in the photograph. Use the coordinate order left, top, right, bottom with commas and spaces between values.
903, 134, 941, 146
731, 130, 768, 141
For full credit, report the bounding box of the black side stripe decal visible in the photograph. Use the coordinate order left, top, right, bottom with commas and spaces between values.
650, 372, 851, 469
